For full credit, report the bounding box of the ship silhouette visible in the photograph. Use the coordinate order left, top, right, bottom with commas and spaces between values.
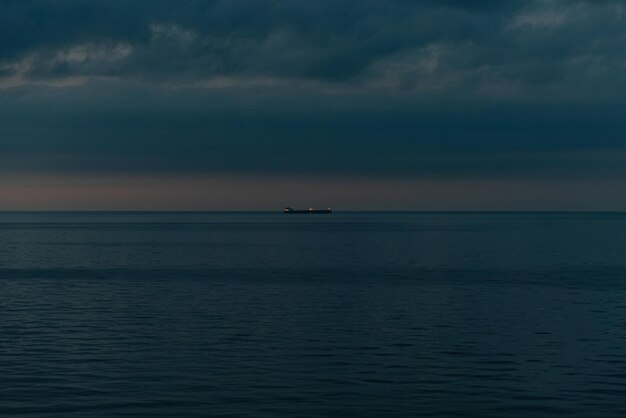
283, 207, 332, 214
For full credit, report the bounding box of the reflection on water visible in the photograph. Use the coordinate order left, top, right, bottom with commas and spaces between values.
1, 212, 626, 417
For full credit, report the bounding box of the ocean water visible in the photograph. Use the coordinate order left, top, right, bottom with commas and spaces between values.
1, 211, 626, 417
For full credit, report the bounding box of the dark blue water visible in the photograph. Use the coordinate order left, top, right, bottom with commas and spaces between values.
2, 212, 626, 417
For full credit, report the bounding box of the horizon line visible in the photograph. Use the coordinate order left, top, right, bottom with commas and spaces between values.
2, 210, 625, 214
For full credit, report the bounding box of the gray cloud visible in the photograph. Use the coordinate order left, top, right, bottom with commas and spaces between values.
1, 0, 625, 200
1, 79, 625, 180
2, 0, 625, 95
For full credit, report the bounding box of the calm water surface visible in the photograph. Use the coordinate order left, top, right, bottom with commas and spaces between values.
1, 212, 626, 417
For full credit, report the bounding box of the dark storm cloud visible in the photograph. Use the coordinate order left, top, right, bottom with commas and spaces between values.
1, 80, 625, 179
3, 0, 495, 82
2, 0, 625, 90
1, 0, 625, 185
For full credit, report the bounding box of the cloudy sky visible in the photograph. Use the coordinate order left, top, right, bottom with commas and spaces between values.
1, 0, 625, 210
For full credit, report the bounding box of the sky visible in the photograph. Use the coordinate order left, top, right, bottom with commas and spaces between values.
1, 0, 625, 210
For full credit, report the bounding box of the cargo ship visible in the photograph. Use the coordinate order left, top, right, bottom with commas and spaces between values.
283, 207, 332, 214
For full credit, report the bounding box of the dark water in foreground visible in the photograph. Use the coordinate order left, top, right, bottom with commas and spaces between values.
1, 212, 626, 417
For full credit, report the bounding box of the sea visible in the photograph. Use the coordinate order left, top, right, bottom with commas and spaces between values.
1, 211, 626, 417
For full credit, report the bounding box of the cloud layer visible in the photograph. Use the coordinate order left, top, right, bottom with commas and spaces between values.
1, 1, 625, 208
3, 0, 626, 94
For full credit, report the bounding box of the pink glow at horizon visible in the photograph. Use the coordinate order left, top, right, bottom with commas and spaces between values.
1, 173, 624, 211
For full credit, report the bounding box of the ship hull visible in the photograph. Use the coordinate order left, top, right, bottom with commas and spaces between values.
283, 208, 332, 214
